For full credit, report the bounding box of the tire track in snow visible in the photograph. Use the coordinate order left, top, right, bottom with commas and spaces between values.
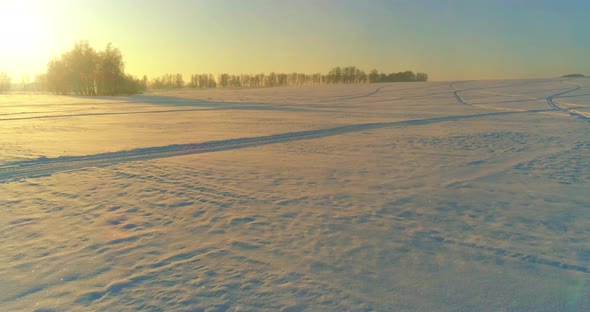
0, 110, 550, 183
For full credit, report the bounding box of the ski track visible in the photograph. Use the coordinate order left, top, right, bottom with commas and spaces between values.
1, 80, 580, 182
546, 82, 581, 110
450, 80, 543, 107
359, 90, 455, 105
0, 104, 344, 122
0, 109, 550, 183
0, 83, 439, 121
373, 132, 590, 275
451, 79, 590, 121
316, 85, 387, 103
0, 108, 216, 121
546, 82, 589, 121
2, 81, 590, 311
0, 104, 181, 117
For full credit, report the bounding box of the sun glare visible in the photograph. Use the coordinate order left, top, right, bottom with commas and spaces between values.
0, 1, 53, 75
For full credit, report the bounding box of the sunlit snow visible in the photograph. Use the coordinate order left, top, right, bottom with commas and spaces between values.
1, 79, 589, 311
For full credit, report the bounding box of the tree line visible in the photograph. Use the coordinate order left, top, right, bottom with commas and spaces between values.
149, 66, 428, 90
2, 42, 429, 95
561, 73, 584, 78
38, 41, 145, 95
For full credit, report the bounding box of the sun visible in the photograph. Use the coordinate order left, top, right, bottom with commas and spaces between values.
0, 1, 53, 75
0, 2, 50, 53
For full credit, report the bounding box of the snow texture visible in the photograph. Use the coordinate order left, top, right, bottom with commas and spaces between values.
1, 78, 589, 311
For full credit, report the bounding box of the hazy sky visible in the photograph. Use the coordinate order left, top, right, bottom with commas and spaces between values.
1, 0, 589, 81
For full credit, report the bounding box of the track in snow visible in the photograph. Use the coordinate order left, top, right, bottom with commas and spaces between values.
546, 83, 581, 110
0, 109, 548, 183
0, 104, 343, 122
425, 234, 590, 274
450, 80, 545, 107
545, 82, 589, 121
449, 82, 468, 105
452, 80, 589, 122
316, 85, 387, 103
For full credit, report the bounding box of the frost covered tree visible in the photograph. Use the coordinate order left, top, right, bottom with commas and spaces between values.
95, 43, 124, 95
46, 57, 69, 94
0, 71, 11, 93
62, 41, 98, 95
44, 41, 145, 95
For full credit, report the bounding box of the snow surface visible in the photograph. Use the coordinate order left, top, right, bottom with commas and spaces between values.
1, 78, 589, 311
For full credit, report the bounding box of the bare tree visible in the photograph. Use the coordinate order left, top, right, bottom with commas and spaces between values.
46, 57, 70, 94
165, 66, 427, 91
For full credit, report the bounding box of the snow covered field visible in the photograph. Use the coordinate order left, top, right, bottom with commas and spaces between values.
1, 78, 589, 311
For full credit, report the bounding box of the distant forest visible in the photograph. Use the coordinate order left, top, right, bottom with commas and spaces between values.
561, 73, 585, 78
150, 67, 428, 90
7, 42, 428, 95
